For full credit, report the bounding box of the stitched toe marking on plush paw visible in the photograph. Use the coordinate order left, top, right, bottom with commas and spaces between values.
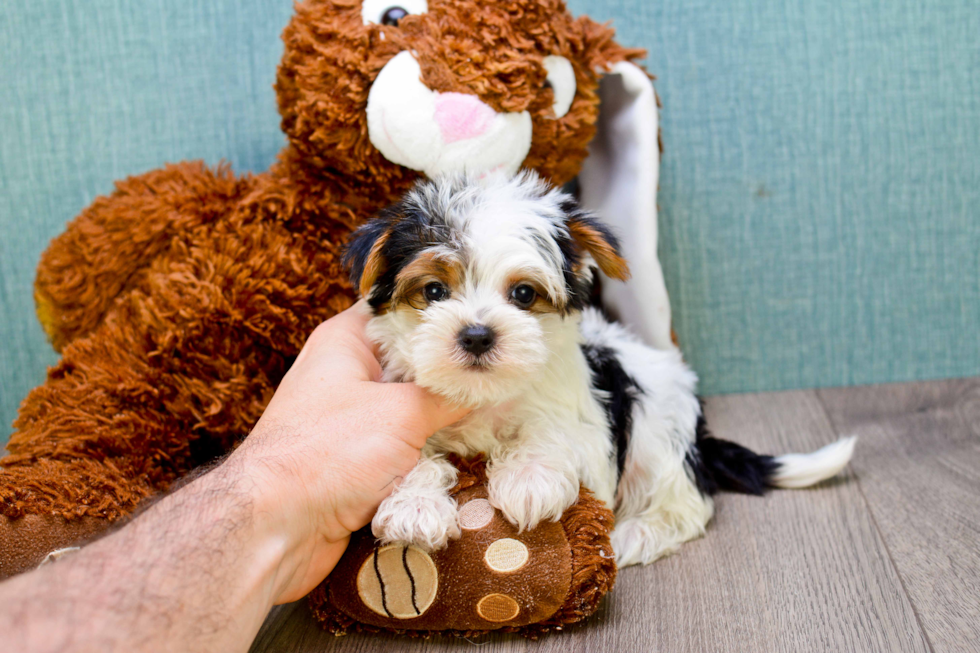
357, 545, 438, 619
372, 492, 461, 550
476, 593, 521, 622
483, 538, 529, 573
488, 463, 579, 531
457, 498, 495, 530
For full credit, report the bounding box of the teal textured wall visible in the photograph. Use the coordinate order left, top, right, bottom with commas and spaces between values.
2, 1, 979, 443
570, 0, 980, 398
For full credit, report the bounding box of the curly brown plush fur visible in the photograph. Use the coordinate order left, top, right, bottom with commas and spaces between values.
1, 0, 642, 582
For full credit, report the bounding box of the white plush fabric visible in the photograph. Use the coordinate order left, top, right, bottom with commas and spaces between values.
366, 52, 533, 179
579, 62, 673, 351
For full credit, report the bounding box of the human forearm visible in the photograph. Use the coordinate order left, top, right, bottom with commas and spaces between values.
0, 306, 467, 652
0, 456, 298, 653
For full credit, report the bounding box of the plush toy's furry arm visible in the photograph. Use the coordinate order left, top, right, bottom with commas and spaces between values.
34, 161, 252, 351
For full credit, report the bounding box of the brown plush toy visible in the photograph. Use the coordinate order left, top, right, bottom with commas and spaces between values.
1, 0, 670, 634
310, 456, 617, 638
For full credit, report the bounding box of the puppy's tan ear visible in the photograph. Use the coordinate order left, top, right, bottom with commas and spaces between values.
566, 214, 631, 281
343, 211, 396, 297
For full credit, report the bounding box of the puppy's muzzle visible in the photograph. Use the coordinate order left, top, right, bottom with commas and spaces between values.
457, 324, 496, 356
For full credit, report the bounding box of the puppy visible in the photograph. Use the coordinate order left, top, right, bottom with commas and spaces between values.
344, 173, 856, 566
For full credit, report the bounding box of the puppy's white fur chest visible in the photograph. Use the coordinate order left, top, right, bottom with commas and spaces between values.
423, 341, 619, 507
430, 399, 539, 454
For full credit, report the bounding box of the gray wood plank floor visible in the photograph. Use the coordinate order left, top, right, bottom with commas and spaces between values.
251, 379, 980, 653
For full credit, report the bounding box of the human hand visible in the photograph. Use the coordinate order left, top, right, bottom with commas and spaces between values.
229, 302, 469, 603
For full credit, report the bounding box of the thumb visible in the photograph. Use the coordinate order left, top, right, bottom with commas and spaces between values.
388, 383, 471, 442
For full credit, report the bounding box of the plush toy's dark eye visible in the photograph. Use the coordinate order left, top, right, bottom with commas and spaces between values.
510, 284, 537, 308
362, 0, 426, 27
542, 79, 553, 91
381, 6, 408, 26
424, 282, 449, 302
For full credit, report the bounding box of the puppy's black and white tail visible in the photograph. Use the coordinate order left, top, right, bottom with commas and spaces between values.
688, 415, 857, 496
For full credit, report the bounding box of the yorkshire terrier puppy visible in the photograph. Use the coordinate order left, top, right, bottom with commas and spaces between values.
344, 173, 856, 566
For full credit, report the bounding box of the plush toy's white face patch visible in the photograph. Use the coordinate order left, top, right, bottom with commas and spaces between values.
367, 52, 537, 179
346, 174, 631, 408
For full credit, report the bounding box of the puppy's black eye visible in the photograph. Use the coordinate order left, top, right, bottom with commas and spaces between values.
510, 284, 537, 308
381, 6, 408, 26
424, 282, 449, 303
542, 79, 553, 91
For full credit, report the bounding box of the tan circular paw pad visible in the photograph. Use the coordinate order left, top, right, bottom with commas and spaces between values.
357, 545, 438, 619
457, 498, 494, 530
476, 593, 521, 622
484, 538, 529, 572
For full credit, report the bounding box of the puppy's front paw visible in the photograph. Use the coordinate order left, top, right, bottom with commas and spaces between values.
488, 463, 579, 531
372, 491, 461, 551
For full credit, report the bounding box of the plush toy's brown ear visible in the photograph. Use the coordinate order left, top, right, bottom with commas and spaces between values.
575, 14, 647, 73
566, 213, 631, 282
343, 212, 396, 297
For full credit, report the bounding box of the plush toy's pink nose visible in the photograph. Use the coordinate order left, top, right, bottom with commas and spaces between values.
434, 93, 495, 144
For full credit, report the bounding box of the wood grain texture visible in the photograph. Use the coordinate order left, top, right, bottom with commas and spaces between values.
251, 389, 933, 653
818, 378, 980, 653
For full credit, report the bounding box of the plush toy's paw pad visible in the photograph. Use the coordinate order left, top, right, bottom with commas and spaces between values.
318, 487, 577, 634
357, 544, 439, 619
371, 492, 461, 551
310, 459, 618, 637
488, 463, 579, 532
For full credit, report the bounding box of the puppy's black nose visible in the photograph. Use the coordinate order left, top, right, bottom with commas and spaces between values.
457, 324, 496, 356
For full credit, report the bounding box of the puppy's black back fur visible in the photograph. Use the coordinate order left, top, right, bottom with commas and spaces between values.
582, 343, 642, 483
